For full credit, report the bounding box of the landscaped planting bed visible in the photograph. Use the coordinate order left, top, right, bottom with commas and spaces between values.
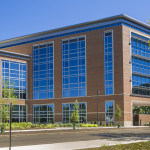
0, 122, 99, 130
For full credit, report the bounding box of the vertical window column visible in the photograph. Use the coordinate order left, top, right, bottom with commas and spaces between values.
131, 32, 150, 96
104, 31, 114, 95
62, 36, 86, 98
33, 42, 54, 100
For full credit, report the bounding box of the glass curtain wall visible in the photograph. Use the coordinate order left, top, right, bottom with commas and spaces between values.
2, 60, 27, 99
104, 31, 114, 95
131, 32, 150, 96
33, 42, 54, 99
62, 36, 86, 97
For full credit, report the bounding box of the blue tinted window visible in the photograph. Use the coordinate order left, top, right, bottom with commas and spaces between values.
105, 101, 114, 123
62, 36, 86, 97
2, 60, 27, 99
33, 42, 54, 99
104, 31, 114, 95
131, 32, 150, 96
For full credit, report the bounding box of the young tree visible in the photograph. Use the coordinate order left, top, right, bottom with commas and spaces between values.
115, 104, 122, 128
0, 80, 17, 129
0, 101, 9, 128
71, 100, 80, 123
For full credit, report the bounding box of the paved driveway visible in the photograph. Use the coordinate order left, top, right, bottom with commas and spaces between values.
0, 127, 150, 150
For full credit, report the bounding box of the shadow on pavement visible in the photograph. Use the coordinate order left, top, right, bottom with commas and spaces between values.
89, 132, 150, 141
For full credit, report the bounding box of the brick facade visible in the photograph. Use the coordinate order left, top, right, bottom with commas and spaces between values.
0, 15, 150, 126
134, 114, 150, 126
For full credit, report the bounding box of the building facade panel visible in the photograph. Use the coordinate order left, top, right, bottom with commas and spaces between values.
0, 15, 150, 126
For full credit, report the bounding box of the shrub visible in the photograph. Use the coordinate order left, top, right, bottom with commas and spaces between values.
39, 124, 45, 128
100, 121, 102, 126
60, 123, 73, 127
53, 123, 60, 127
46, 124, 53, 128
79, 123, 98, 127
94, 121, 97, 124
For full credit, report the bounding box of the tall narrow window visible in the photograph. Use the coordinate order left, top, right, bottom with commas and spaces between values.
62, 36, 86, 97
105, 101, 114, 123
2, 60, 27, 99
33, 42, 54, 99
104, 31, 114, 95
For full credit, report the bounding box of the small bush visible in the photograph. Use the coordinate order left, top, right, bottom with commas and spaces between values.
60, 123, 73, 127
100, 121, 102, 126
94, 121, 97, 124
53, 123, 60, 127
5, 126, 9, 130
79, 124, 98, 127
46, 124, 53, 128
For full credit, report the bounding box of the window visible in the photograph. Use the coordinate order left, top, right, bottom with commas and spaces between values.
62, 36, 86, 97
104, 31, 114, 95
33, 42, 54, 99
12, 105, 26, 122
1, 105, 26, 123
105, 101, 114, 123
33, 104, 54, 123
131, 32, 150, 96
62, 102, 86, 123
2, 60, 27, 99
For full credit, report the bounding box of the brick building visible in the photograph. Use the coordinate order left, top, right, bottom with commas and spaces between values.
0, 14, 150, 126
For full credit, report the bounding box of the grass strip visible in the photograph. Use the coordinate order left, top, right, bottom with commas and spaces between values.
79, 141, 150, 150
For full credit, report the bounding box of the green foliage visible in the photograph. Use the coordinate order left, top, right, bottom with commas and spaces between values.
80, 124, 98, 127
115, 105, 122, 121
51, 123, 59, 127
71, 99, 80, 123
0, 122, 60, 130
100, 121, 102, 126
80, 141, 150, 150
94, 120, 97, 124
1, 80, 17, 99
61, 123, 73, 127
0, 103, 9, 125
0, 80, 18, 128
1, 122, 121, 130
133, 106, 150, 114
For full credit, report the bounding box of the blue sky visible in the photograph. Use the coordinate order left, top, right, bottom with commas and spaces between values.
0, 0, 150, 41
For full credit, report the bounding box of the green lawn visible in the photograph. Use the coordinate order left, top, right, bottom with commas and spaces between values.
79, 141, 150, 150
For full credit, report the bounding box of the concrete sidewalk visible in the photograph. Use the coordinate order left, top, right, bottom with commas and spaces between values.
0, 139, 149, 150
4, 126, 149, 133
